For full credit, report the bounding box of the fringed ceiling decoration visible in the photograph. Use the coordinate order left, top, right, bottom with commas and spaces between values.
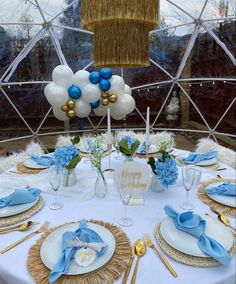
81, 0, 160, 68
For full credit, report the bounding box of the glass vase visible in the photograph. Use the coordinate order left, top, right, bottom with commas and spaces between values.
63, 168, 76, 187
124, 155, 134, 162
95, 171, 108, 198
150, 175, 166, 192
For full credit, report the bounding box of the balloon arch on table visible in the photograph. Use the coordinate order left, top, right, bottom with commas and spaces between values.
0, 0, 235, 150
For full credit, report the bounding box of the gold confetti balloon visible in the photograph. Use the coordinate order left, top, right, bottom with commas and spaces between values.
66, 100, 75, 109
101, 92, 109, 99
101, 98, 109, 106
109, 94, 117, 103
61, 105, 68, 112
66, 109, 76, 118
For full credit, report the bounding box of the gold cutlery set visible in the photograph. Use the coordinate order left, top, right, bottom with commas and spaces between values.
0, 221, 49, 254
122, 234, 177, 284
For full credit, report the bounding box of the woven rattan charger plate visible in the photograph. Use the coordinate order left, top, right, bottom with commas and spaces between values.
198, 178, 236, 217
28, 219, 131, 284
0, 196, 44, 227
16, 162, 44, 174
155, 222, 236, 267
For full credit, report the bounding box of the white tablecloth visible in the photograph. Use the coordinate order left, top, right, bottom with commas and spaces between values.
0, 150, 235, 284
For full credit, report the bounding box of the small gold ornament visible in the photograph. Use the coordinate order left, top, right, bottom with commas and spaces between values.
109, 93, 117, 103
101, 92, 109, 99
66, 109, 76, 118
101, 98, 109, 106
61, 105, 68, 112
66, 100, 75, 109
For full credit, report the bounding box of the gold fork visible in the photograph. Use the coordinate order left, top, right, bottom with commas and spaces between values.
0, 222, 49, 254
143, 234, 177, 277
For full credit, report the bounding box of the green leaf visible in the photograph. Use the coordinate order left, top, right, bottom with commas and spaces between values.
148, 157, 157, 175
71, 135, 80, 145
131, 140, 140, 154
118, 140, 130, 154
66, 155, 82, 170
119, 146, 131, 156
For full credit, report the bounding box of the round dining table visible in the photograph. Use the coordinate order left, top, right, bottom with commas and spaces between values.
0, 149, 235, 284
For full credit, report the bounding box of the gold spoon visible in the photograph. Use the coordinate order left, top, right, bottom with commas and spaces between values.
210, 207, 236, 231
0, 221, 39, 234
131, 240, 146, 284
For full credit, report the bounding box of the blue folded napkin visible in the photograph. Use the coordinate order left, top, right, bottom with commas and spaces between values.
49, 220, 107, 283
31, 155, 54, 166
0, 188, 41, 208
180, 151, 217, 164
164, 205, 230, 266
205, 182, 236, 196
138, 142, 146, 153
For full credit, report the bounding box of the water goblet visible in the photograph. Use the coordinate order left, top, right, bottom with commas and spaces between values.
180, 164, 202, 210
49, 164, 63, 210
118, 185, 133, 227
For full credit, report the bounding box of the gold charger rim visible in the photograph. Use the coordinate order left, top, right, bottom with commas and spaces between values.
0, 196, 44, 227
16, 162, 44, 174
155, 222, 236, 267
198, 178, 236, 216
28, 219, 131, 284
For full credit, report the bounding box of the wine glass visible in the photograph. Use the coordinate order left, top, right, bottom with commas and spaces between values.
49, 164, 63, 210
180, 164, 202, 210
118, 185, 133, 227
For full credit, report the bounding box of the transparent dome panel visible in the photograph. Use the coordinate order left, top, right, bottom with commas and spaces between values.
201, 0, 236, 20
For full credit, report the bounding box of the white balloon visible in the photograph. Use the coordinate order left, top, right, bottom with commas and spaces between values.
46, 85, 68, 107
74, 70, 90, 90
110, 110, 125, 120
113, 94, 135, 115
109, 75, 125, 96
53, 107, 69, 121
52, 65, 74, 89
82, 84, 101, 103
75, 99, 91, 118
124, 84, 132, 95
93, 104, 108, 116
44, 82, 55, 98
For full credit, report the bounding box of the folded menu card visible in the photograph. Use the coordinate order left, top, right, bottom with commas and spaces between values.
180, 151, 217, 164
0, 188, 41, 208
164, 205, 230, 266
31, 155, 54, 166
49, 220, 106, 283
205, 182, 236, 196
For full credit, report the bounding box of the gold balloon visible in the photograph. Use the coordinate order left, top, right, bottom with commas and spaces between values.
109, 94, 117, 103
61, 105, 68, 112
66, 100, 75, 109
101, 92, 109, 99
101, 98, 109, 106
66, 109, 76, 118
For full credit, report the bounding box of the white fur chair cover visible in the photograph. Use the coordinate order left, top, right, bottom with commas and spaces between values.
0, 142, 44, 173
195, 138, 236, 169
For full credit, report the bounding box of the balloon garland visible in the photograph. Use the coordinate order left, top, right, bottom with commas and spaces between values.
44, 65, 135, 121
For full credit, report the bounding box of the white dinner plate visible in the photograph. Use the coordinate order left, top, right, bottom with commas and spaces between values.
179, 154, 217, 166
40, 222, 116, 275
23, 158, 49, 169
136, 144, 158, 154
160, 214, 233, 257
205, 181, 236, 208
0, 189, 39, 217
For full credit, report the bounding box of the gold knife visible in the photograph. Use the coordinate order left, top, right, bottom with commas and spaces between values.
122, 241, 138, 284
143, 234, 177, 278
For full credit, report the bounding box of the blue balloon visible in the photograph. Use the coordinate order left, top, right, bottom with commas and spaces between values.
100, 68, 112, 79
89, 71, 100, 84
99, 79, 111, 92
90, 100, 100, 109
68, 85, 81, 99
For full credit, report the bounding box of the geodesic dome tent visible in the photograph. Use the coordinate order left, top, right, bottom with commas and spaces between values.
0, 0, 235, 153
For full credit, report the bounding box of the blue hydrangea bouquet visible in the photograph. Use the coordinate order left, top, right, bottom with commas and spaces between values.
54, 135, 81, 186
148, 140, 178, 188
117, 136, 140, 159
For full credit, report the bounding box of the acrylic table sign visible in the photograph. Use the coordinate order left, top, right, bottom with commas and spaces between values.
115, 161, 151, 205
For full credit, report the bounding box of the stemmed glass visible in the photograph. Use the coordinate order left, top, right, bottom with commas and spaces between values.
118, 185, 133, 227
49, 164, 63, 210
180, 164, 202, 210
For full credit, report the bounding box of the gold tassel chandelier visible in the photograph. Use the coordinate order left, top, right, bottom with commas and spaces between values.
81, 0, 160, 68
